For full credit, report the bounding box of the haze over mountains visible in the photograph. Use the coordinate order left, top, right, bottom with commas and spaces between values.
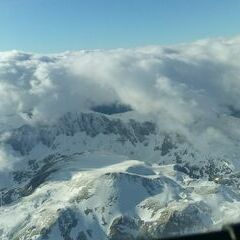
0, 36, 240, 239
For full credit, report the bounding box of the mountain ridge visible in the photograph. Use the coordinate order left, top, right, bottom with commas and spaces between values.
0, 111, 240, 239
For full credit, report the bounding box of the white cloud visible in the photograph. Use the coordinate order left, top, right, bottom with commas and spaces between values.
0, 145, 19, 170
0, 36, 240, 163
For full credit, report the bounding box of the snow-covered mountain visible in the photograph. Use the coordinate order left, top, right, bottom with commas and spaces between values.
1, 37, 240, 239
1, 110, 240, 240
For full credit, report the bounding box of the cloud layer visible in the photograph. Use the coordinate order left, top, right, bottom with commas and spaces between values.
0, 36, 240, 168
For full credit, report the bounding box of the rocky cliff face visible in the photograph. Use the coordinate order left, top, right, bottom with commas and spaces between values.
6, 112, 156, 155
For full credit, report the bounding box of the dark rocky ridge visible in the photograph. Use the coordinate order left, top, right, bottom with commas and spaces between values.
6, 112, 156, 155
91, 103, 132, 115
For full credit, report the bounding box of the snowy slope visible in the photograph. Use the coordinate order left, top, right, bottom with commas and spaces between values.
1, 153, 240, 240
0, 111, 240, 239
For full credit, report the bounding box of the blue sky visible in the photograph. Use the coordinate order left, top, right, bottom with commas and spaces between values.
0, 0, 239, 53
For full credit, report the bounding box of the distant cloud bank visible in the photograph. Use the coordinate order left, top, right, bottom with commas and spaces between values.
0, 36, 240, 168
